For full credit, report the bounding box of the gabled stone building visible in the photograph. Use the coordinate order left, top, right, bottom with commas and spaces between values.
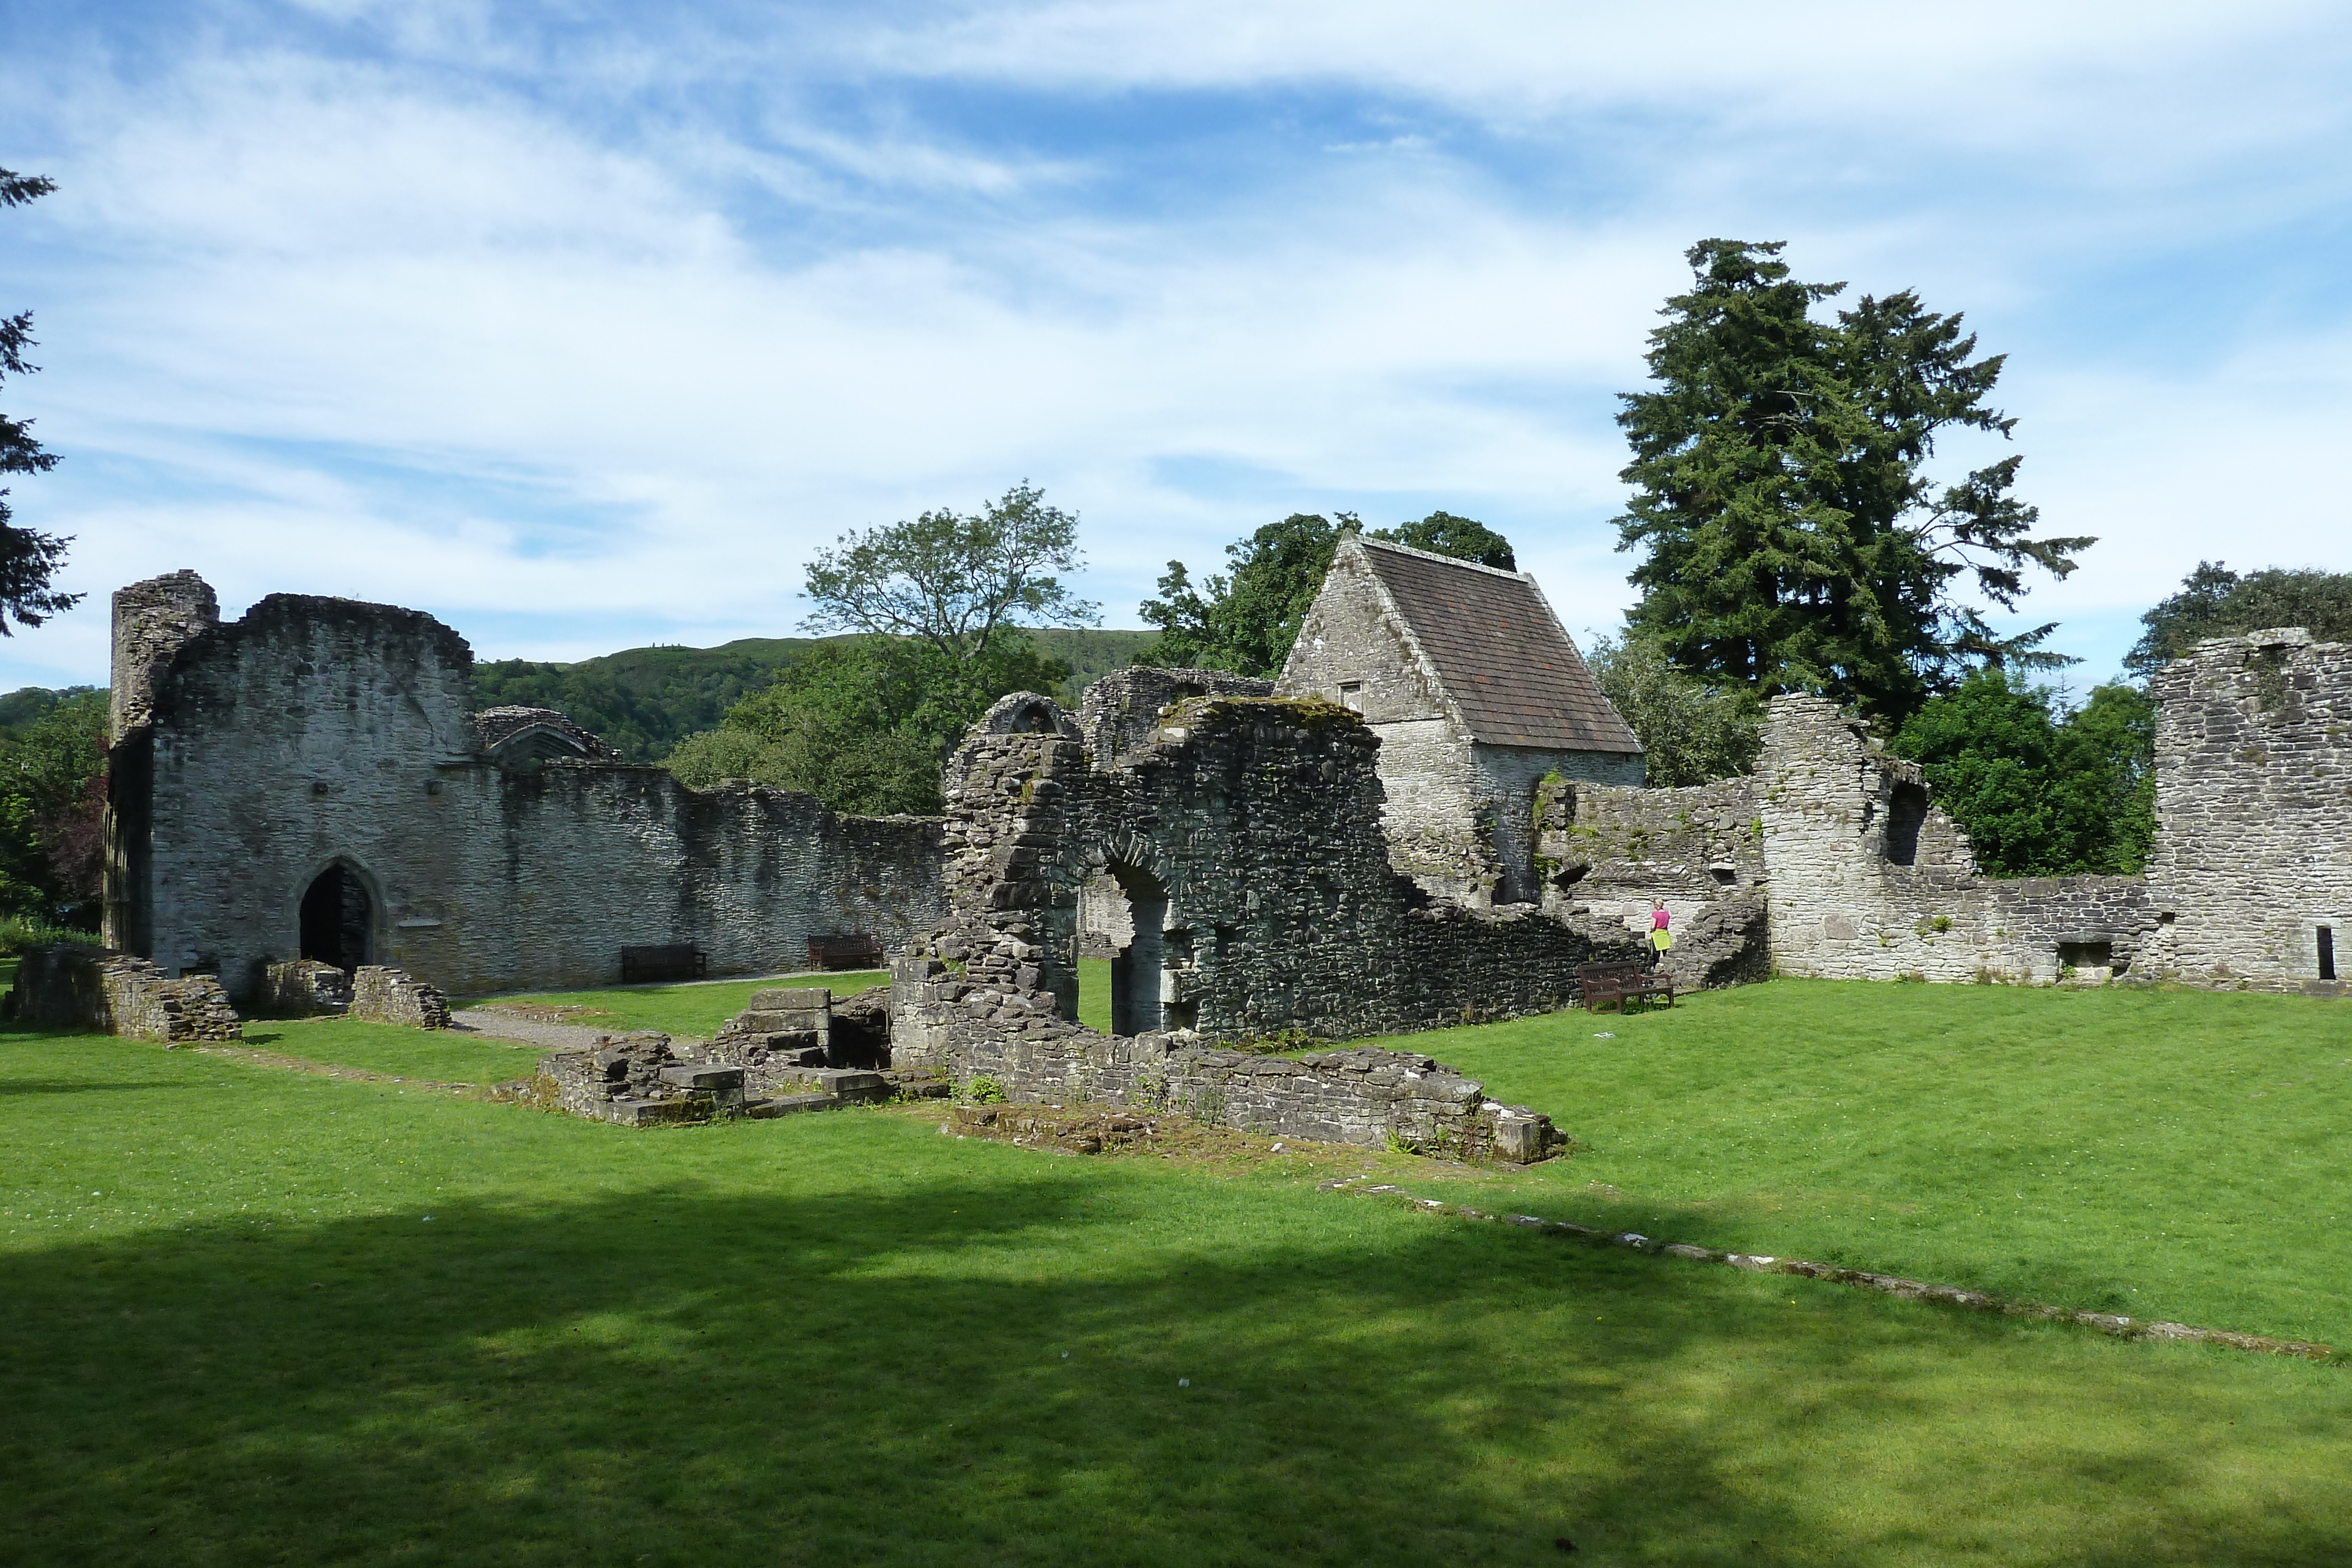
1277, 536, 1643, 905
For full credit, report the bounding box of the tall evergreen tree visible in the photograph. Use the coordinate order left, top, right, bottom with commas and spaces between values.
1616, 240, 2091, 726
0, 168, 79, 634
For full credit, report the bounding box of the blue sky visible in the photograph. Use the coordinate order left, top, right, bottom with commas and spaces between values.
1, 0, 2347, 693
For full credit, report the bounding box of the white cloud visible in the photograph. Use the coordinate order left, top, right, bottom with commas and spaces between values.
0, 0, 2346, 695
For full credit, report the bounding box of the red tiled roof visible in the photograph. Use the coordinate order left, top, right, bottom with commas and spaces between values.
1361, 540, 1642, 754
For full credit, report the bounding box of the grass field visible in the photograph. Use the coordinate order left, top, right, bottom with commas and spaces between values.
1359, 979, 2352, 1348
6, 982, 2351, 1563
480, 971, 888, 1038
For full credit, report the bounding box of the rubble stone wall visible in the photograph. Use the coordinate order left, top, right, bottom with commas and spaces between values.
1077, 667, 1274, 771
1758, 697, 2154, 983
258, 958, 350, 1017
106, 577, 946, 999
2147, 631, 2352, 991
938, 694, 1643, 1042
890, 930, 1559, 1162
350, 965, 452, 1028
8, 943, 242, 1043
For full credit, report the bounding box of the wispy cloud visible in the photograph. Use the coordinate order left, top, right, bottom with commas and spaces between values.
0, 0, 2345, 689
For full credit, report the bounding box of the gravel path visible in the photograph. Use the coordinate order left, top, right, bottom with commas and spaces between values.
449, 1009, 640, 1053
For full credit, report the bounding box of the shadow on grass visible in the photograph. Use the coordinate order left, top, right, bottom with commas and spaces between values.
0, 1077, 185, 1096
4, 1165, 2348, 1567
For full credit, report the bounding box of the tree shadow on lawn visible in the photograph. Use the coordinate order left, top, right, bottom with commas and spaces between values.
2, 1174, 2348, 1568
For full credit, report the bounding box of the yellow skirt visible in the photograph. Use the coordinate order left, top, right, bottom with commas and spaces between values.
1651, 928, 1674, 951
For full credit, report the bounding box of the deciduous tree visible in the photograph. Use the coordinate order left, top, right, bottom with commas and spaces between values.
2124, 562, 2352, 678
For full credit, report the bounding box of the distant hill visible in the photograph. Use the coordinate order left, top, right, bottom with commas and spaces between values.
470, 628, 1158, 761
0, 686, 101, 738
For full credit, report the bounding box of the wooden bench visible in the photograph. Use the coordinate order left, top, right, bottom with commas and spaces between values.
620, 944, 707, 985
1577, 959, 1673, 1014
806, 933, 885, 971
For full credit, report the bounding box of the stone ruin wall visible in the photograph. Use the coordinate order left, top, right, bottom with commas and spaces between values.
1536, 773, 1772, 991
8, 944, 243, 1044
107, 578, 945, 999
940, 695, 1643, 1039
888, 924, 1561, 1163
2148, 631, 2352, 989
883, 691, 1641, 1160
1750, 696, 2155, 985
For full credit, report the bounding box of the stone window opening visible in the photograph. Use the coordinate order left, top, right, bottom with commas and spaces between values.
2056, 940, 2112, 975
2321, 926, 2337, 982
299, 861, 375, 972
1884, 782, 1927, 866
1338, 681, 1364, 713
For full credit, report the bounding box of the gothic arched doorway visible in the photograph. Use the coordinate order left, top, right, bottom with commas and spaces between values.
299, 862, 374, 970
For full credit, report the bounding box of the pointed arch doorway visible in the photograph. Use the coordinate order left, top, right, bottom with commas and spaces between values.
299, 862, 374, 971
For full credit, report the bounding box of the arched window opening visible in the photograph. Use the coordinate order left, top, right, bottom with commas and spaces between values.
1105, 860, 1171, 1037
300, 863, 373, 970
1885, 783, 1928, 867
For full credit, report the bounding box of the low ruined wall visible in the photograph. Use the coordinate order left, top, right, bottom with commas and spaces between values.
350, 966, 451, 1029
258, 958, 350, 1017
890, 927, 1561, 1163
8, 943, 243, 1043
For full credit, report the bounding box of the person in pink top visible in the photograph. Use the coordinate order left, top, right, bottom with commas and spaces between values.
1649, 900, 1674, 966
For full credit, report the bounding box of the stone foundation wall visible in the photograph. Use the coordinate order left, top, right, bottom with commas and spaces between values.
350, 965, 452, 1029
890, 928, 1559, 1162
258, 958, 351, 1017
7, 943, 243, 1043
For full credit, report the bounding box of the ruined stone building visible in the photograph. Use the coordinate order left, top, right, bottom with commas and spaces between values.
1546, 631, 2350, 995
103, 571, 946, 999
1276, 536, 1643, 906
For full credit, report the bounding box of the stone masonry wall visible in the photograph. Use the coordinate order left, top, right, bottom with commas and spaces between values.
933, 694, 1643, 1042
1759, 696, 2153, 983
350, 965, 452, 1028
1077, 667, 1274, 771
890, 925, 1561, 1163
8, 943, 242, 1043
109, 579, 946, 999
2147, 630, 2352, 991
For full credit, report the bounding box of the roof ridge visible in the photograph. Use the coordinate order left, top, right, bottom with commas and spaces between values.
1352, 535, 1531, 582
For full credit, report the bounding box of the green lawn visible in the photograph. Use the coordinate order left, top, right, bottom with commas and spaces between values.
243, 1017, 551, 1085
6, 1013, 2352, 1564
1077, 955, 1111, 1032
479, 971, 888, 1038
1361, 979, 2352, 1348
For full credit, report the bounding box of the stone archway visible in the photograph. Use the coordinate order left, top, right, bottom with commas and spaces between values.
1105, 860, 1171, 1037
299, 861, 375, 970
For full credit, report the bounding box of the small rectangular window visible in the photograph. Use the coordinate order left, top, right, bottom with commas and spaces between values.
2321, 925, 2337, 982
1338, 681, 1364, 713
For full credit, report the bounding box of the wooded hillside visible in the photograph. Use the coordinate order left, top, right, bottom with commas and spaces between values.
470, 627, 1155, 760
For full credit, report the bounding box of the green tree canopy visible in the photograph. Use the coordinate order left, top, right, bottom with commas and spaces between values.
1582, 634, 1761, 787
1891, 672, 2154, 877
1140, 510, 1516, 677
664, 635, 1070, 816
801, 482, 1097, 661
1616, 239, 2092, 727
0, 688, 106, 920
2123, 561, 2352, 679
1, 168, 79, 635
